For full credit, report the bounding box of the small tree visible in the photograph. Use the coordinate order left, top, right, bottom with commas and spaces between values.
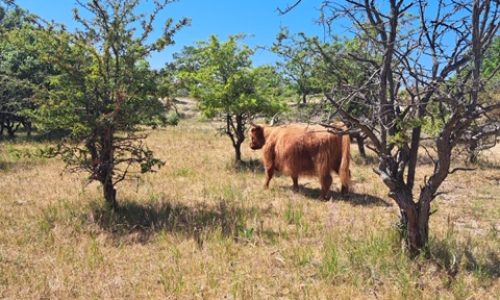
465, 36, 500, 163
272, 29, 322, 105
0, 4, 42, 137
38, 0, 188, 208
177, 35, 285, 162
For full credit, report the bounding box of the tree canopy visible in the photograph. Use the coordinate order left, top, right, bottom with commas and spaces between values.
176, 35, 285, 161
0, 4, 48, 137
35, 0, 188, 208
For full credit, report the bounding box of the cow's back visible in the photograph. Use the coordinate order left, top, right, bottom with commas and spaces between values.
271, 124, 342, 176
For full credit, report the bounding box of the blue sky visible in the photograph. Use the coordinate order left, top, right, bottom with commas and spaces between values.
14, 0, 331, 69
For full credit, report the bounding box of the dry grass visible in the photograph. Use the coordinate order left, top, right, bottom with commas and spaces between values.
0, 118, 499, 299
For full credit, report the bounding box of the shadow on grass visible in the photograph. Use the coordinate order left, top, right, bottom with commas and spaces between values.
299, 186, 391, 207
31, 129, 71, 142
88, 199, 253, 245
232, 158, 264, 173
0, 161, 17, 171
464, 249, 500, 279
352, 154, 378, 166
0, 129, 70, 143
431, 238, 499, 282
0, 157, 48, 171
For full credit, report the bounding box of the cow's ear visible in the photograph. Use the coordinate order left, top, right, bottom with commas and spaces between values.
250, 125, 261, 132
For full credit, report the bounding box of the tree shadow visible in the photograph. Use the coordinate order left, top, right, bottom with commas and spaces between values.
0, 157, 48, 171
88, 199, 253, 245
431, 238, 499, 282
463, 249, 499, 279
298, 186, 391, 207
31, 129, 71, 142
0, 161, 16, 171
352, 154, 378, 166
232, 158, 264, 173
0, 129, 70, 143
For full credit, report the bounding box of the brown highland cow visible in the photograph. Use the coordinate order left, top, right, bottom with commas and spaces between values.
249, 123, 350, 199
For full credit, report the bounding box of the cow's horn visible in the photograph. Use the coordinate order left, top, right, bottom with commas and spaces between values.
269, 113, 279, 126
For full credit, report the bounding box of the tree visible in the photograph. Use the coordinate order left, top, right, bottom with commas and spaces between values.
311, 0, 499, 253
308, 36, 374, 158
38, 0, 188, 209
123, 60, 178, 129
0, 4, 41, 137
176, 35, 285, 162
465, 36, 500, 163
0, 1, 31, 31
272, 29, 322, 104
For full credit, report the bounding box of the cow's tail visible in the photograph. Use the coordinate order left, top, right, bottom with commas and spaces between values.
339, 132, 350, 194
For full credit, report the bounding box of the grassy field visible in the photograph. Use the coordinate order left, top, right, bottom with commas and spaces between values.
0, 115, 499, 299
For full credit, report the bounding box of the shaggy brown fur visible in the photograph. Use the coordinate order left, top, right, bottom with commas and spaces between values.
249, 123, 351, 199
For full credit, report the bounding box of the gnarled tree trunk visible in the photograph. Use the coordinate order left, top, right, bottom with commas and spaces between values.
87, 124, 118, 209
100, 125, 117, 208
391, 187, 429, 254
400, 202, 430, 254
234, 142, 242, 162
103, 178, 118, 209
226, 113, 246, 163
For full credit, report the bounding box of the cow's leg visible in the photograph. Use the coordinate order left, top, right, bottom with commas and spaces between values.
291, 175, 299, 192
264, 167, 274, 189
341, 179, 349, 195
319, 174, 332, 200
263, 148, 275, 189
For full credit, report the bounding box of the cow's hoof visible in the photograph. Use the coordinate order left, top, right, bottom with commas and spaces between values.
320, 194, 331, 201
341, 186, 349, 195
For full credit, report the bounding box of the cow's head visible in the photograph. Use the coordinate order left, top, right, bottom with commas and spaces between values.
249, 125, 265, 150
